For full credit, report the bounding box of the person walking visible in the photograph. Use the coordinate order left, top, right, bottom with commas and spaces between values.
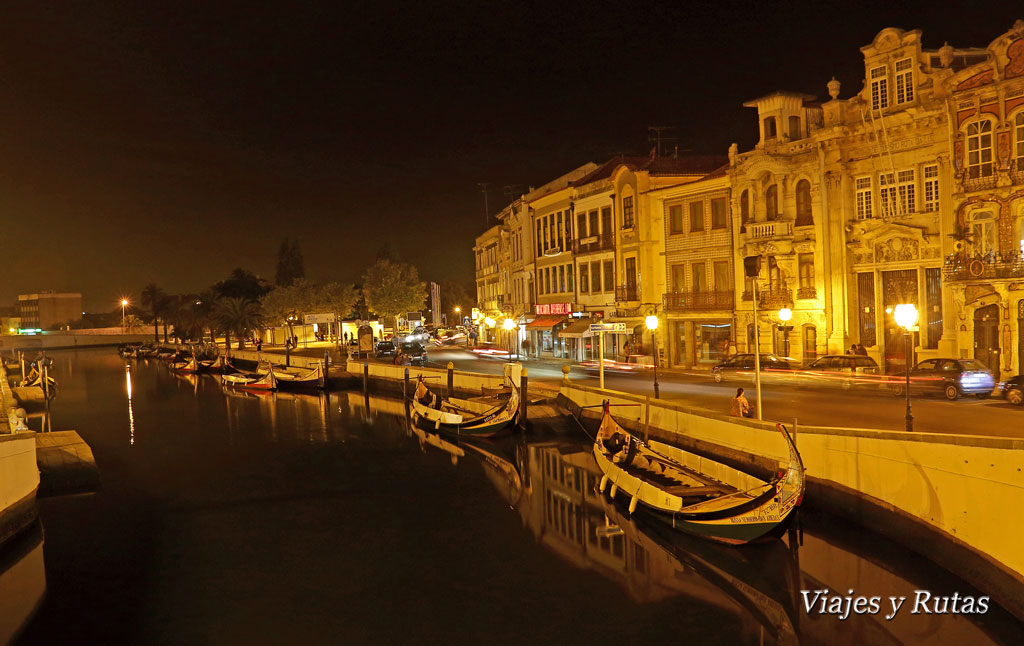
730, 387, 751, 418
256, 338, 263, 353
855, 343, 868, 356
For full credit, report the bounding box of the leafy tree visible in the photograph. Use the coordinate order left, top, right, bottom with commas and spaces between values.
362, 259, 426, 331
275, 238, 305, 287
141, 283, 167, 342
213, 268, 271, 302
439, 280, 472, 322
261, 279, 358, 338
214, 297, 262, 350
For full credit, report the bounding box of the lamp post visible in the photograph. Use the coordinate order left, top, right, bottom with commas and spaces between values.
645, 314, 660, 399
503, 318, 515, 362
894, 303, 918, 432
121, 299, 129, 330
777, 307, 793, 357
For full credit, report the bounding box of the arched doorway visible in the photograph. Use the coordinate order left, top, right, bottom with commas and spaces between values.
974, 304, 1000, 378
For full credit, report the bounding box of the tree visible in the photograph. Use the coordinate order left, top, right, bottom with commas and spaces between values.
214, 297, 262, 350
362, 259, 426, 331
261, 279, 358, 339
275, 238, 305, 287
213, 268, 271, 302
141, 283, 167, 342
439, 280, 472, 321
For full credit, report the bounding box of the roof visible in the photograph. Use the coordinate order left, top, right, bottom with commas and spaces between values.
525, 316, 567, 329
571, 155, 728, 186
742, 90, 817, 107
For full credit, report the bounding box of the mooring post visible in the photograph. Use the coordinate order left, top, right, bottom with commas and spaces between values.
404, 367, 411, 419
363, 361, 369, 394
519, 368, 528, 430
793, 417, 798, 444
447, 361, 454, 399
322, 350, 330, 391
644, 395, 651, 443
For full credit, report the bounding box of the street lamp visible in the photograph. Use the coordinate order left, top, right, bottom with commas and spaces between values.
777, 307, 793, 357
120, 298, 129, 329
894, 303, 918, 432
645, 314, 660, 399
504, 318, 516, 362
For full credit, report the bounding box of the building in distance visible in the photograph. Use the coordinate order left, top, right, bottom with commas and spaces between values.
17, 292, 83, 330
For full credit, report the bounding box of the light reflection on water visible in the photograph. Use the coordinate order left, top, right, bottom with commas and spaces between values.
7, 348, 1024, 645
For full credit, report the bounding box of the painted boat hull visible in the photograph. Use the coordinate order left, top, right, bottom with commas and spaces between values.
411, 383, 518, 437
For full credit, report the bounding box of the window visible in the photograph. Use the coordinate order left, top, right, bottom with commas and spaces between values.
622, 196, 634, 228
870, 65, 889, 110
545, 267, 551, 294
671, 264, 686, 292
766, 185, 778, 221
577, 211, 587, 238
855, 177, 873, 220
556, 212, 563, 251
588, 210, 598, 236
591, 262, 602, 293
966, 120, 994, 179
922, 165, 939, 211
925, 267, 942, 349
692, 262, 706, 292
601, 207, 612, 236
803, 326, 817, 361
566, 264, 574, 292
880, 169, 915, 216
879, 172, 896, 217
1015, 112, 1024, 171
898, 169, 916, 214
558, 265, 565, 292
795, 179, 812, 225
798, 253, 814, 288
895, 57, 914, 104
713, 261, 730, 291
788, 115, 801, 140
563, 212, 571, 249
669, 205, 683, 234
711, 198, 727, 229
689, 202, 704, 232
536, 220, 543, 256
579, 263, 589, 293
603, 261, 614, 293
858, 272, 876, 347
763, 116, 777, 139
971, 211, 997, 258
740, 190, 750, 223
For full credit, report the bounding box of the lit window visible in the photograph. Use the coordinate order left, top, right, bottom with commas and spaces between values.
966, 121, 994, 179
855, 177, 873, 220
622, 196, 634, 228
1014, 113, 1024, 171
870, 65, 889, 110
879, 171, 914, 217
922, 165, 939, 211
795, 179, 812, 225
895, 58, 914, 104
898, 169, 916, 214
766, 185, 778, 220
971, 211, 997, 259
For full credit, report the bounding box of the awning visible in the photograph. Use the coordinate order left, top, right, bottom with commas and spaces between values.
559, 319, 594, 338
526, 316, 567, 330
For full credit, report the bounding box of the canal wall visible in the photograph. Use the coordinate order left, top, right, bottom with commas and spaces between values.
559, 381, 1024, 620
0, 331, 151, 352
0, 364, 40, 549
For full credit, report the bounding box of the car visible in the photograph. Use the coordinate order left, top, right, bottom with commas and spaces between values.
394, 342, 428, 366
711, 354, 794, 383
471, 342, 510, 357
580, 355, 654, 374
802, 354, 881, 390
894, 358, 996, 400
1002, 375, 1024, 405
374, 340, 397, 359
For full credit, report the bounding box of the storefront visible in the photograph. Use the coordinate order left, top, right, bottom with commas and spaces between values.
667, 318, 733, 369
526, 316, 568, 358
560, 318, 594, 361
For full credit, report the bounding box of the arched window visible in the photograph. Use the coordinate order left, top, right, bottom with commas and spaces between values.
1014, 112, 1024, 171
766, 185, 779, 221
795, 179, 812, 225
763, 117, 777, 140
966, 120, 994, 179
740, 190, 750, 223
803, 326, 817, 361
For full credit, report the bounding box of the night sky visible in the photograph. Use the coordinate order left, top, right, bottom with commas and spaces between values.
0, 1, 1019, 310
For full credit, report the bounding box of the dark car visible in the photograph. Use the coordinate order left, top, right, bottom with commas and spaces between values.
897, 358, 996, 400
1000, 374, 1024, 405
711, 354, 794, 383
394, 342, 428, 366
374, 340, 397, 359
802, 354, 881, 390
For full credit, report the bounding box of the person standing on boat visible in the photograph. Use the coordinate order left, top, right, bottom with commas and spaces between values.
731, 387, 751, 417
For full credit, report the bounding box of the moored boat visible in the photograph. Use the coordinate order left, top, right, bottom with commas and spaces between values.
411, 376, 518, 437
168, 356, 199, 373
274, 362, 325, 390
221, 365, 278, 391
593, 401, 805, 544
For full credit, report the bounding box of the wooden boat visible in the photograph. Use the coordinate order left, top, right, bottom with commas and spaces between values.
593, 401, 805, 544
137, 345, 160, 358
274, 362, 325, 390
411, 376, 518, 436
168, 356, 199, 373
222, 365, 277, 391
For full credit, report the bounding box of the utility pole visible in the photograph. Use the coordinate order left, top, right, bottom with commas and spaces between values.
477, 183, 490, 226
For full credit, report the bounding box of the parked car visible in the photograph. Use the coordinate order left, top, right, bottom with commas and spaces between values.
374, 340, 397, 359
802, 354, 881, 390
1000, 374, 1024, 405
894, 358, 996, 400
711, 354, 794, 383
394, 342, 428, 366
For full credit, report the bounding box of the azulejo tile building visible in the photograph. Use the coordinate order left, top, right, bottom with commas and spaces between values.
473, 22, 1024, 379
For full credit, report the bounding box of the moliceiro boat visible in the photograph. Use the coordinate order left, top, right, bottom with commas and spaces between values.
411, 376, 519, 437
168, 356, 199, 373
221, 365, 278, 391
593, 402, 805, 544
274, 363, 325, 390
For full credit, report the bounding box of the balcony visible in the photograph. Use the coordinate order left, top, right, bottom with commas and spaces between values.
796, 286, 817, 299
744, 281, 794, 308
745, 221, 793, 240
571, 231, 614, 255
960, 173, 997, 192
663, 291, 734, 311
615, 285, 639, 302
943, 252, 1024, 281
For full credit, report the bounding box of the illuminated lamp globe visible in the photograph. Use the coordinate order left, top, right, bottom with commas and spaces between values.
778, 307, 792, 323
645, 315, 659, 331
503, 318, 516, 331
485, 317, 496, 328
894, 303, 918, 330
121, 299, 129, 307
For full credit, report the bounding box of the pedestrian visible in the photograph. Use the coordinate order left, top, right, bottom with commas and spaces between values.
855, 343, 868, 356
847, 344, 856, 355
731, 387, 751, 418
256, 338, 263, 352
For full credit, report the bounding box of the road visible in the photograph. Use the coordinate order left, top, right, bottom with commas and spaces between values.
417, 346, 1023, 438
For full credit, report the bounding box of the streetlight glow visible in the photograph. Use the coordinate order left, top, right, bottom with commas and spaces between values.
778, 307, 792, 322
894, 303, 918, 329
503, 318, 515, 330
645, 315, 658, 331
484, 317, 496, 328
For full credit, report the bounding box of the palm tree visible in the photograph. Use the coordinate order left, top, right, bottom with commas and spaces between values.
140, 283, 166, 343
214, 297, 262, 351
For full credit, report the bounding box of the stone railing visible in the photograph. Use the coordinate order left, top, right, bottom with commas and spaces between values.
615, 285, 639, 302
797, 286, 817, 299
663, 291, 734, 311
746, 220, 793, 240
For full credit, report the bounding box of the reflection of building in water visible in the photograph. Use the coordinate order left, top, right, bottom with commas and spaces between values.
0, 523, 46, 645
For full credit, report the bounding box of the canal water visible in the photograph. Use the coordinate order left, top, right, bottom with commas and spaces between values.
6, 348, 1024, 645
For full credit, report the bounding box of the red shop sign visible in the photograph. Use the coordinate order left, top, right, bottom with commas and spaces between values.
535, 302, 573, 315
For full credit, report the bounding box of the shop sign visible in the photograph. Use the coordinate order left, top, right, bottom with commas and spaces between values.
535, 303, 572, 315
304, 313, 336, 324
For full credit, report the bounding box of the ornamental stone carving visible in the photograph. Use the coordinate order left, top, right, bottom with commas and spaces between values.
939, 42, 954, 68
827, 77, 840, 100
874, 237, 919, 262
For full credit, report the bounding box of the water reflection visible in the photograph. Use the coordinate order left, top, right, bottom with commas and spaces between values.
125, 363, 135, 445
0, 524, 46, 645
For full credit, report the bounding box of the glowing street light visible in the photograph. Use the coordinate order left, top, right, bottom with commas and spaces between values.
503, 318, 516, 362
777, 307, 793, 357
645, 315, 660, 398
120, 298, 129, 329
894, 303, 919, 432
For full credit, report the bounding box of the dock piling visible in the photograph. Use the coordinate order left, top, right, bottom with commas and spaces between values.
363, 361, 369, 394
446, 361, 454, 399
519, 368, 528, 431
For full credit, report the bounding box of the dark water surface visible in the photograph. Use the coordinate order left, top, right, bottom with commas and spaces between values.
7, 348, 1024, 645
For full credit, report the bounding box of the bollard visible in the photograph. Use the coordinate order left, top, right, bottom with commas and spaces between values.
561, 364, 571, 384
404, 367, 411, 419
447, 361, 454, 399
519, 368, 528, 430
363, 361, 369, 394
322, 350, 331, 392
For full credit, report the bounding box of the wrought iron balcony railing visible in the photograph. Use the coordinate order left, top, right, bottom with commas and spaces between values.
960, 173, 997, 192
942, 252, 1024, 281
571, 231, 615, 255
796, 286, 817, 299
663, 291, 734, 311
615, 285, 639, 302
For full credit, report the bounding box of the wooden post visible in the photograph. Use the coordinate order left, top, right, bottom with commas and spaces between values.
447, 361, 454, 399
644, 395, 651, 443
404, 367, 411, 419
519, 368, 529, 430
363, 361, 369, 394
793, 417, 798, 444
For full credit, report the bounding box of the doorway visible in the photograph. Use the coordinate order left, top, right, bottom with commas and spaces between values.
974, 303, 1000, 378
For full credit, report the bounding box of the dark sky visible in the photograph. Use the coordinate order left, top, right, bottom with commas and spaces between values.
0, 1, 1019, 311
